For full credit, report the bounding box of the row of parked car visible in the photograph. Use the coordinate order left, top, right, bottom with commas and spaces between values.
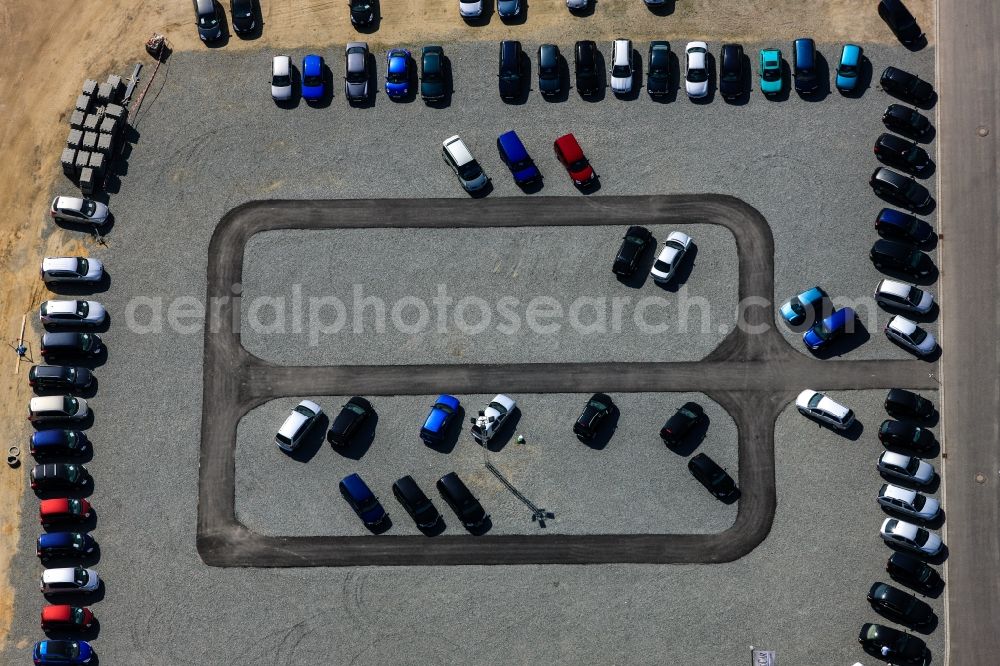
29, 250, 110, 664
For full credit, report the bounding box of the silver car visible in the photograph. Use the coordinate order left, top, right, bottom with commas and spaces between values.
877, 483, 940, 522
39, 300, 107, 328
50, 196, 109, 226
40, 257, 104, 284
877, 450, 935, 486
345, 42, 370, 101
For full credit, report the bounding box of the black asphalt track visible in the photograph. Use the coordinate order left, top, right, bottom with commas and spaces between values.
198, 196, 935, 566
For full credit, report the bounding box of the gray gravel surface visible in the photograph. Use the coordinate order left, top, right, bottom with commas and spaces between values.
240, 226, 737, 364
2, 41, 942, 665
236, 392, 737, 536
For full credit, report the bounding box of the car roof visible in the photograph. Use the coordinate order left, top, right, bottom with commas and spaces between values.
434, 394, 460, 408
303, 54, 321, 74
340, 473, 373, 500
877, 279, 912, 298
878, 133, 912, 151
491, 394, 516, 410
54, 196, 85, 212
613, 39, 631, 64
554, 133, 583, 161
882, 483, 917, 503
41, 498, 72, 512
42, 568, 78, 583
824, 307, 855, 328
42, 331, 86, 345
888, 315, 918, 335
873, 238, 911, 257
273, 55, 290, 76
539, 43, 558, 65
885, 518, 919, 540
881, 450, 912, 467
498, 130, 528, 158
32, 429, 73, 444
689, 452, 722, 473
31, 396, 68, 411
500, 40, 520, 59
42, 257, 82, 272
815, 395, 850, 419
44, 300, 81, 315
346, 41, 368, 52
41, 604, 74, 621
443, 135, 474, 166
437, 471, 471, 498
887, 387, 918, 404
841, 43, 861, 62
393, 475, 426, 501
877, 207, 915, 225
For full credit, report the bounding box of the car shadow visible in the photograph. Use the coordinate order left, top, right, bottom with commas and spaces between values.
579, 406, 619, 450
666, 411, 710, 456
922, 507, 946, 531
809, 319, 871, 359
46, 616, 102, 641
656, 242, 698, 292
803, 50, 831, 101
689, 52, 716, 104
304, 61, 334, 108
646, 0, 675, 15
485, 408, 521, 452
284, 413, 328, 463
334, 411, 377, 460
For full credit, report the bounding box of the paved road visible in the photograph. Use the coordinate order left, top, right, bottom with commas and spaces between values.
937, 1, 1000, 663
198, 196, 935, 567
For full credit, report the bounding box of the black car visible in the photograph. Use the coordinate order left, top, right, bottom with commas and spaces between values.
498, 40, 524, 100
858, 623, 928, 665
886, 552, 942, 593
878, 419, 935, 454
40, 332, 103, 360
537, 44, 561, 96
574, 40, 599, 96
612, 226, 653, 276
660, 402, 704, 447
687, 453, 737, 500
880, 66, 934, 105
718, 43, 745, 100
867, 581, 935, 627
647, 41, 671, 97
392, 475, 442, 529
885, 388, 934, 421
230, 0, 257, 33
878, 0, 924, 45
327, 396, 373, 447
874, 209, 934, 245
28, 365, 93, 393
882, 104, 932, 139
420, 45, 446, 102
36, 532, 97, 561
30, 464, 90, 493
436, 472, 487, 530
874, 133, 932, 175
870, 239, 933, 278
870, 167, 933, 211
573, 393, 615, 440
349, 0, 376, 27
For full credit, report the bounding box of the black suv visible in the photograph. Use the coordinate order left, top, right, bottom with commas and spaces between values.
612, 226, 653, 276
498, 40, 524, 100
30, 464, 90, 493
884, 388, 934, 421
349, 0, 376, 27
230, 0, 257, 33
660, 402, 704, 447
327, 396, 373, 447
878, 0, 924, 45
886, 552, 942, 593
647, 41, 671, 97
40, 332, 103, 360
869, 239, 933, 277
869, 167, 932, 210
878, 419, 935, 454
874, 133, 932, 175
882, 104, 932, 138
537, 44, 561, 96
688, 453, 737, 501
718, 43, 745, 100
867, 582, 935, 627
28, 365, 93, 393
792, 38, 818, 94
880, 66, 934, 105
573, 393, 615, 441
392, 476, 442, 529
436, 472, 487, 531
574, 40, 599, 96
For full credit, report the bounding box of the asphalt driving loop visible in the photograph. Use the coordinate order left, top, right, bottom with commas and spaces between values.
198, 195, 935, 567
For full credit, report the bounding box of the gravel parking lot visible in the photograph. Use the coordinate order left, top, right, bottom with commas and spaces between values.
2, 40, 942, 665
236, 392, 738, 536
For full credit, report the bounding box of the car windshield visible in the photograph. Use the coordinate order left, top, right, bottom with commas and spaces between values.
568, 158, 588, 172
351, 0, 371, 9
65, 397, 78, 412
304, 74, 322, 87
905, 458, 920, 474
68, 498, 81, 512
908, 252, 924, 269
625, 235, 644, 245
589, 398, 608, 411
76, 302, 88, 317
762, 67, 780, 81
653, 260, 672, 273
293, 405, 316, 418
198, 14, 219, 28
347, 68, 366, 83
510, 158, 532, 172
74, 569, 88, 586
71, 607, 85, 623
904, 181, 925, 201
273, 74, 291, 87
910, 327, 928, 344
808, 393, 823, 409
911, 494, 926, 510
275, 433, 291, 446
80, 334, 94, 351
387, 67, 406, 83
346, 403, 367, 416
76, 258, 89, 275
457, 160, 483, 181
839, 64, 857, 76
679, 407, 697, 419
612, 64, 631, 78
81, 200, 96, 216
905, 147, 923, 163
435, 403, 454, 415
788, 299, 805, 317
810, 321, 834, 340
913, 530, 929, 546
688, 68, 708, 83
488, 401, 509, 418
356, 494, 379, 512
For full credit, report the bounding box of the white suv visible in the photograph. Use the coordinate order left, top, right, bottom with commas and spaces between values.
275, 400, 323, 451
610, 39, 634, 94
41, 257, 104, 285
39, 300, 106, 327
795, 389, 855, 430
471, 394, 516, 444
443, 135, 488, 193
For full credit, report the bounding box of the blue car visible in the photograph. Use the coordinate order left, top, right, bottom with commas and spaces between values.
835, 43, 863, 93
339, 473, 388, 528
301, 54, 325, 101
30, 429, 89, 458
779, 287, 826, 326
37, 532, 97, 561
497, 0, 521, 18
385, 49, 411, 99
496, 131, 541, 186
803, 307, 856, 351
33, 640, 93, 665
421, 394, 461, 444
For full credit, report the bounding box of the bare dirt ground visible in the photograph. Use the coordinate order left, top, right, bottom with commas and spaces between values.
0, 0, 933, 646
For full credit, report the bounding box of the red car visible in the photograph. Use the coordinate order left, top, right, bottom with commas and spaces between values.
39, 498, 92, 526
40, 605, 94, 631
553, 133, 596, 187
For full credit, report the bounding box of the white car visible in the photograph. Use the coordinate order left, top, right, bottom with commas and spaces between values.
40, 257, 104, 284
684, 41, 710, 98
50, 196, 109, 226
459, 0, 483, 17
610, 39, 634, 94
39, 300, 106, 327
877, 451, 935, 486
874, 279, 934, 314
40, 567, 100, 594
28, 395, 90, 423
442, 135, 488, 193
271, 55, 293, 101
275, 400, 323, 451
879, 518, 942, 557
471, 394, 516, 444
649, 231, 692, 284
885, 316, 936, 356
795, 389, 855, 430
877, 483, 940, 522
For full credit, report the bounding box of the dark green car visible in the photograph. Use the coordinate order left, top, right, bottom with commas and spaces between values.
421, 45, 446, 102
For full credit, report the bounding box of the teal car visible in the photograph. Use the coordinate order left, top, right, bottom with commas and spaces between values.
780, 287, 826, 326
759, 48, 783, 96
836, 43, 863, 93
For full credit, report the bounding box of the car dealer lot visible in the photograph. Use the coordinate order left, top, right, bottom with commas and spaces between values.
3, 38, 943, 664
